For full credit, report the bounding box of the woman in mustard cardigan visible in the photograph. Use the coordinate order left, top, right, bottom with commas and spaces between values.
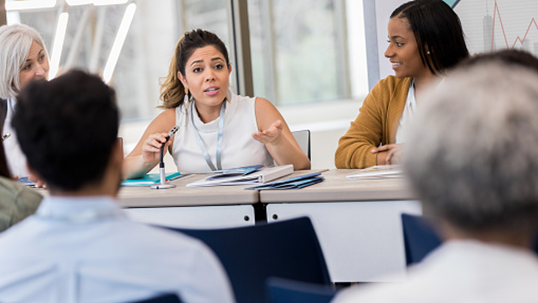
335, 0, 469, 169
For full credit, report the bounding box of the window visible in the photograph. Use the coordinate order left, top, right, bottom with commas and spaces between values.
248, 0, 351, 105
7, 2, 156, 120
5, 0, 368, 120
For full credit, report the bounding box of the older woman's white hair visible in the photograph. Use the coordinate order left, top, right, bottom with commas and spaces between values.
403, 62, 538, 237
0, 24, 49, 100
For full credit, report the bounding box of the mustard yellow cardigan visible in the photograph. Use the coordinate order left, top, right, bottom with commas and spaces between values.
335, 76, 412, 169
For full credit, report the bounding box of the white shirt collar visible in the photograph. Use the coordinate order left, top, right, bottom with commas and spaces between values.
35, 195, 125, 223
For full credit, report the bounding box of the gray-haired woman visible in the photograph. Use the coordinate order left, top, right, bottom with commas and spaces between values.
0, 24, 49, 178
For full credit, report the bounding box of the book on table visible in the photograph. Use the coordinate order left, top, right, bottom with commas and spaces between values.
122, 172, 183, 187
186, 165, 294, 187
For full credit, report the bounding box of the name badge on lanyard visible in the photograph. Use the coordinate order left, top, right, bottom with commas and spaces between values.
189, 100, 226, 171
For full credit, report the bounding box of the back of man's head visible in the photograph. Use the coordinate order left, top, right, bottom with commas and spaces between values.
403, 62, 538, 239
13, 69, 119, 191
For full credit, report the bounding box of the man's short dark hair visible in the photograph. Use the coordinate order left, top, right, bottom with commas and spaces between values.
12, 69, 119, 191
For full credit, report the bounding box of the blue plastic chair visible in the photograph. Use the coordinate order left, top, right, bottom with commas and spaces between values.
266, 277, 336, 303
401, 213, 442, 266
402, 214, 538, 264
167, 217, 331, 303
130, 293, 181, 303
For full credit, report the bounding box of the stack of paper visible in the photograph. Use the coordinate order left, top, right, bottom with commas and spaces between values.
245, 172, 324, 190
186, 165, 293, 187
122, 172, 183, 187
346, 165, 402, 180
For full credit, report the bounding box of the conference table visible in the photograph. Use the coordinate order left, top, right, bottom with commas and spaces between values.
118, 173, 259, 229
262, 169, 422, 283
118, 169, 422, 283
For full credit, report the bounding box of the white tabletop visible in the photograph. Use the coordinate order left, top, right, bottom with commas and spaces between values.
260, 169, 416, 203
117, 173, 259, 208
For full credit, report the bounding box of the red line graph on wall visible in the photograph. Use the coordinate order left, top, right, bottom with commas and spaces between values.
491, 0, 538, 50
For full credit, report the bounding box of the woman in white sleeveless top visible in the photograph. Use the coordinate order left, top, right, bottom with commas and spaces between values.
123, 29, 310, 177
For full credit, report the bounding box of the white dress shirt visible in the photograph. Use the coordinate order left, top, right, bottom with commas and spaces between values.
2, 98, 29, 177
332, 240, 538, 303
0, 196, 235, 303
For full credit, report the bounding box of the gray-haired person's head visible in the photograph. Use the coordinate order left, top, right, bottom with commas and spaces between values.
403, 62, 538, 236
0, 24, 49, 100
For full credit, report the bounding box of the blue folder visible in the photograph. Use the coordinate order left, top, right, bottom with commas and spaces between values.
245, 172, 324, 190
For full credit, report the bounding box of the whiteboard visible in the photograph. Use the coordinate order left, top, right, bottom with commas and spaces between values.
363, 0, 536, 89
456, 0, 538, 55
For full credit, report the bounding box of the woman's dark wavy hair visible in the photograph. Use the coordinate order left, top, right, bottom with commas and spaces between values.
391, 0, 470, 74
160, 29, 230, 109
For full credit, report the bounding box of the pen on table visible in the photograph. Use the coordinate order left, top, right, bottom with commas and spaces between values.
2, 133, 11, 142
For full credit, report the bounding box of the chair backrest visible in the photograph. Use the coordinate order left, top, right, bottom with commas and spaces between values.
168, 217, 331, 303
129, 293, 182, 303
401, 213, 442, 266
266, 277, 336, 303
292, 130, 311, 160
402, 214, 538, 264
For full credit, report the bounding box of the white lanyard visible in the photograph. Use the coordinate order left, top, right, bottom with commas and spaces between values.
190, 100, 225, 171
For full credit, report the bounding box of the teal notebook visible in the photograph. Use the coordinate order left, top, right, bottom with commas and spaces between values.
122, 172, 182, 187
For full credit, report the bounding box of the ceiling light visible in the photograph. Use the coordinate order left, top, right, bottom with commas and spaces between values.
5, 0, 56, 11
49, 12, 69, 79
102, 3, 136, 83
